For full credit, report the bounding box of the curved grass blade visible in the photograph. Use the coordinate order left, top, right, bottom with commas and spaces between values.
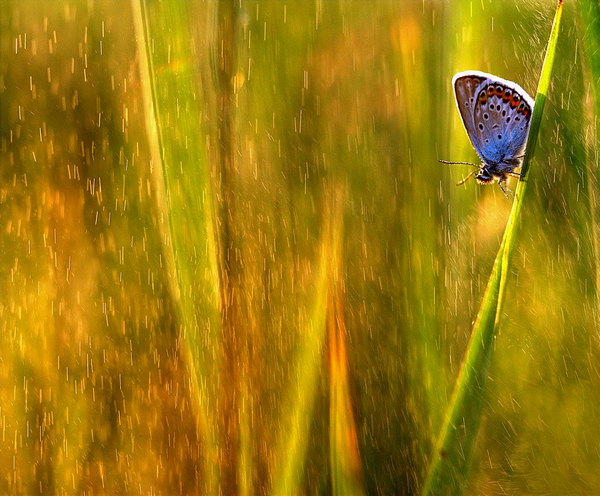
422, 2, 563, 495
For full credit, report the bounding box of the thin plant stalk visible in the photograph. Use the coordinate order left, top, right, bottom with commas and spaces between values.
270, 193, 343, 495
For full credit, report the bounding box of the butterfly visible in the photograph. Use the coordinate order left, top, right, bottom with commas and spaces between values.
441, 71, 535, 197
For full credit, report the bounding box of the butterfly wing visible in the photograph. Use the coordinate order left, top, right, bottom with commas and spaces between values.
453, 71, 534, 167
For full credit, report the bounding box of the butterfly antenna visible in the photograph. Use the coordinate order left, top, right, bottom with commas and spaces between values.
439, 159, 480, 169
456, 169, 479, 186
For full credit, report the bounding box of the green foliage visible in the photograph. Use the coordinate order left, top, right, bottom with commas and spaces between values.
1, 2, 598, 495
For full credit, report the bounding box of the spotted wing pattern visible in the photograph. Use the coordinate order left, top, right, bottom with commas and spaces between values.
453, 71, 534, 169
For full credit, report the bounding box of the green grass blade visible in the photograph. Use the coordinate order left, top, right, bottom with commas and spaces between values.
132, 1, 222, 492
271, 201, 341, 496
270, 244, 329, 495
422, 2, 563, 495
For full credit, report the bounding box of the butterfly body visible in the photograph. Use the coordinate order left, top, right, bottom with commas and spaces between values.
448, 71, 535, 195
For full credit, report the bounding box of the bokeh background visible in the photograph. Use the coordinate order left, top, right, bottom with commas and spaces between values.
1, 1, 599, 495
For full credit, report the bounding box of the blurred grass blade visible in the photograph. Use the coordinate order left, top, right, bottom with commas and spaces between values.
578, 0, 600, 118
578, 0, 600, 333
328, 190, 365, 496
132, 0, 222, 492
271, 196, 342, 496
422, 2, 563, 495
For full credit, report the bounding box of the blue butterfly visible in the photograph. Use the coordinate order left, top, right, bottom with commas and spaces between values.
441, 71, 535, 197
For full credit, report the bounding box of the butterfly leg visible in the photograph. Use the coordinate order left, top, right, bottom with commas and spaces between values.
497, 178, 514, 198
456, 169, 479, 186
